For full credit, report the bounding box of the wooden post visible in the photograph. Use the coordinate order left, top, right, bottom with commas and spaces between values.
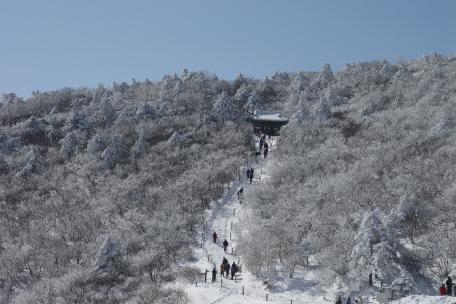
195, 281, 197, 287
290, 300, 293, 304
233, 209, 236, 217
200, 243, 202, 248
242, 286, 245, 295
221, 279, 223, 287
205, 269, 207, 283
230, 232, 231, 240
207, 254, 210, 261
266, 294, 268, 301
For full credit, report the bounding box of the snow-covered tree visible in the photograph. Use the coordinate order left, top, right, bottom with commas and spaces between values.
132, 129, 146, 159
87, 134, 106, 156
212, 91, 234, 125
316, 96, 331, 121
135, 102, 157, 121
101, 134, 129, 169
244, 92, 258, 114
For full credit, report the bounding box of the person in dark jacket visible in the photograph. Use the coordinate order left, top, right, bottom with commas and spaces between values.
246, 168, 251, 180
446, 276, 453, 295
237, 188, 243, 199
260, 138, 264, 150
212, 266, 217, 282
249, 168, 254, 184
346, 297, 352, 304
263, 142, 269, 150
225, 263, 230, 275
212, 231, 217, 243
335, 297, 342, 304
264, 148, 268, 159
231, 262, 238, 280
223, 239, 228, 252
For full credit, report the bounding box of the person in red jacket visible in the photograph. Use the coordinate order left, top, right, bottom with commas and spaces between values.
439, 284, 447, 296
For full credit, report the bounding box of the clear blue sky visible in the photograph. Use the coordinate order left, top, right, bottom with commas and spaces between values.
1, 0, 455, 97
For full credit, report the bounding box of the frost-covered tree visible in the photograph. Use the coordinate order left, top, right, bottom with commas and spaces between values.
316, 96, 331, 121
135, 102, 157, 121
15, 147, 38, 177
313, 63, 334, 89
212, 91, 234, 125
132, 129, 146, 159
244, 92, 258, 114
65, 109, 90, 131
87, 134, 106, 156
101, 134, 129, 169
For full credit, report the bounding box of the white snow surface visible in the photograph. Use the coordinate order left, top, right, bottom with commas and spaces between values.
179, 136, 445, 304
390, 295, 456, 304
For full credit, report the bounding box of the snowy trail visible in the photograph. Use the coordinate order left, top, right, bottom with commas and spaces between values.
183, 137, 333, 304
180, 136, 455, 304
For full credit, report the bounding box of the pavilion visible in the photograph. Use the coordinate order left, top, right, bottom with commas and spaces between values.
246, 110, 289, 136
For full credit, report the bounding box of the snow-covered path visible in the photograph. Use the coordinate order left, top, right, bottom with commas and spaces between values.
182, 137, 331, 304
180, 135, 454, 304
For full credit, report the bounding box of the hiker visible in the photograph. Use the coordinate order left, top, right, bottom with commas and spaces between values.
237, 188, 243, 199
264, 148, 268, 159
223, 239, 229, 252
335, 297, 342, 304
220, 263, 225, 277
249, 168, 254, 184
246, 168, 251, 180
260, 138, 264, 150
346, 297, 352, 304
440, 284, 447, 296
212, 266, 217, 282
446, 276, 453, 295
223, 257, 228, 265
231, 262, 238, 280
263, 142, 269, 150
225, 263, 231, 276
212, 231, 217, 243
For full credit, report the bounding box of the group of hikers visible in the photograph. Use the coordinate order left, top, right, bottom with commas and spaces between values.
439, 276, 456, 296
335, 296, 367, 304
211, 257, 239, 282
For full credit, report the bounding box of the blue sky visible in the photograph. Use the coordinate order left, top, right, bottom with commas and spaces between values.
1, 0, 455, 97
